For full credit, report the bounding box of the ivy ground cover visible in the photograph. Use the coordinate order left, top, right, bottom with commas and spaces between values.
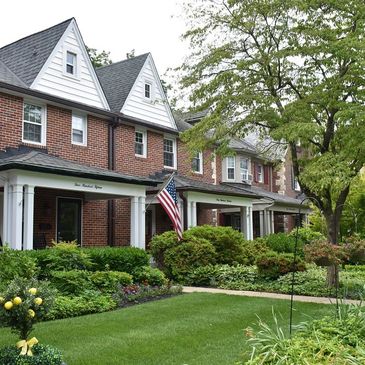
0, 293, 330, 365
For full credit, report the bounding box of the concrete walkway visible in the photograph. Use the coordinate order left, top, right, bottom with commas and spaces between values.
183, 286, 363, 305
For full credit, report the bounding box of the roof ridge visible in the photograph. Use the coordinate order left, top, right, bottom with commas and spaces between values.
96, 53, 150, 71
0, 18, 73, 51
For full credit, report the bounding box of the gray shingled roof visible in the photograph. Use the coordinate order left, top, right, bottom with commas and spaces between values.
0, 19, 72, 86
223, 183, 303, 206
229, 138, 257, 154
0, 60, 26, 87
148, 174, 258, 198
0, 150, 159, 186
96, 53, 149, 113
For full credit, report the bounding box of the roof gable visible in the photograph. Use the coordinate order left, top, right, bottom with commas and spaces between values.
0, 19, 72, 86
96, 53, 149, 112
31, 19, 109, 110
121, 54, 177, 130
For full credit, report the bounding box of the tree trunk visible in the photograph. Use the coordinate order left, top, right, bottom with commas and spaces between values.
324, 212, 340, 289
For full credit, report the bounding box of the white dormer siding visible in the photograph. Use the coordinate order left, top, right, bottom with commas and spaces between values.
121, 55, 177, 130
31, 20, 109, 110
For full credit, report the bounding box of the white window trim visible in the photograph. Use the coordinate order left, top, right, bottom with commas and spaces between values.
71, 113, 87, 146
226, 156, 236, 181
143, 79, 155, 102
22, 101, 47, 146
135, 129, 147, 158
240, 157, 249, 181
257, 164, 264, 183
192, 152, 203, 174
63, 47, 81, 80
163, 136, 177, 170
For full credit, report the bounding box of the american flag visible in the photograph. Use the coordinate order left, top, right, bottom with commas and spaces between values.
157, 177, 183, 240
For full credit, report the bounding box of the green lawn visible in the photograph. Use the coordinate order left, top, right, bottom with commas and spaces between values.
0, 293, 331, 365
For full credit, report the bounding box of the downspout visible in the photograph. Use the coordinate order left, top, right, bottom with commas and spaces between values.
107, 117, 118, 246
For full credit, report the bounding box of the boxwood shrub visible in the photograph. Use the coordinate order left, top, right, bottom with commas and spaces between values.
132, 266, 167, 286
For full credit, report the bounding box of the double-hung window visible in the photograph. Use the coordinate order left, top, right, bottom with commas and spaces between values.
23, 102, 45, 145
66, 51, 77, 75
227, 156, 235, 180
164, 138, 176, 168
240, 158, 249, 181
192, 152, 203, 173
72, 114, 87, 145
257, 164, 264, 183
135, 130, 146, 157
144, 83, 151, 99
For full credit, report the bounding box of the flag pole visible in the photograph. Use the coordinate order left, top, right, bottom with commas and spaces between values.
144, 172, 176, 212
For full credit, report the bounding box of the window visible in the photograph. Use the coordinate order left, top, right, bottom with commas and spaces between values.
72, 114, 87, 145
240, 158, 249, 181
66, 51, 76, 75
163, 138, 176, 168
257, 164, 263, 183
292, 167, 300, 191
227, 156, 235, 180
192, 152, 203, 173
135, 130, 146, 157
144, 83, 151, 99
23, 102, 45, 144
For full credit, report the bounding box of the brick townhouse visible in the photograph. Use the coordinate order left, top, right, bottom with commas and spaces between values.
0, 18, 308, 250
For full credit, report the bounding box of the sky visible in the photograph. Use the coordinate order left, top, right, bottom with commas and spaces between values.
0, 0, 189, 76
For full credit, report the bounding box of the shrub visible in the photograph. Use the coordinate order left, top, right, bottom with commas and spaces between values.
149, 231, 180, 269
241, 239, 269, 265
344, 236, 365, 265
183, 225, 247, 265
256, 251, 306, 279
304, 240, 347, 266
264, 233, 300, 254
0, 278, 55, 339
90, 271, 132, 293
46, 291, 116, 320
289, 227, 325, 245
42, 241, 94, 274
132, 266, 167, 286
86, 247, 149, 273
114, 283, 182, 307
0, 247, 38, 288
164, 237, 217, 281
186, 265, 219, 286
0, 344, 63, 365
49, 270, 133, 295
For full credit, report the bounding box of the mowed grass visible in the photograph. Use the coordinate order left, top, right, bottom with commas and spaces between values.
0, 293, 331, 365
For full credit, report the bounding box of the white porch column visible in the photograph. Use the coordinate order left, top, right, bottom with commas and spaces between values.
248, 206, 253, 240
264, 210, 271, 235
6, 184, 12, 245
2, 182, 8, 244
138, 196, 146, 250
240, 206, 248, 239
191, 201, 197, 227
11, 184, 23, 250
259, 211, 265, 237
130, 196, 139, 247
270, 210, 275, 234
23, 185, 35, 250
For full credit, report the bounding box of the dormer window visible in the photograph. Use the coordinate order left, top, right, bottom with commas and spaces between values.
144, 83, 151, 99
66, 51, 77, 75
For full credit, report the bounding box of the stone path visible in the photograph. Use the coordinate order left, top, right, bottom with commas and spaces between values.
183, 286, 363, 305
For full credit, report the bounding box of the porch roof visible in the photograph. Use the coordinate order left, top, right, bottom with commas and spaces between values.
0, 149, 160, 186
148, 174, 258, 198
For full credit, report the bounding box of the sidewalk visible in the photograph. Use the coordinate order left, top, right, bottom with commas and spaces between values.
183, 286, 363, 305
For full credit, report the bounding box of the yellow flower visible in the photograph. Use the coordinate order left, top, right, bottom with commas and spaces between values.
28, 288, 37, 295
28, 309, 35, 318
34, 297, 43, 306
0, 297, 5, 304
13, 297, 22, 305
4, 301, 13, 310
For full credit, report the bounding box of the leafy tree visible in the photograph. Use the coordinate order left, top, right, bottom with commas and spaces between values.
178, 0, 365, 252
86, 46, 112, 68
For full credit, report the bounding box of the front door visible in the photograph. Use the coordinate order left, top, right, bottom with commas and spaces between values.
57, 198, 81, 244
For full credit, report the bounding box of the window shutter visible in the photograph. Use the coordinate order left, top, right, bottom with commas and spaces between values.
264, 166, 269, 184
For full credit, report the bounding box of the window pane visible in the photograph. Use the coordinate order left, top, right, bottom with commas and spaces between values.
135, 143, 143, 155
24, 104, 42, 124
164, 152, 174, 167
24, 122, 41, 143
135, 132, 143, 143
66, 52, 76, 75
67, 52, 75, 65
227, 156, 235, 168
164, 139, 173, 153
240, 158, 248, 169
145, 83, 151, 98
72, 129, 83, 143
192, 152, 201, 172
228, 168, 235, 180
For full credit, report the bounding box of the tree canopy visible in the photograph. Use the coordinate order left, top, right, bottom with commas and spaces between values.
178, 0, 365, 244
86, 46, 112, 68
